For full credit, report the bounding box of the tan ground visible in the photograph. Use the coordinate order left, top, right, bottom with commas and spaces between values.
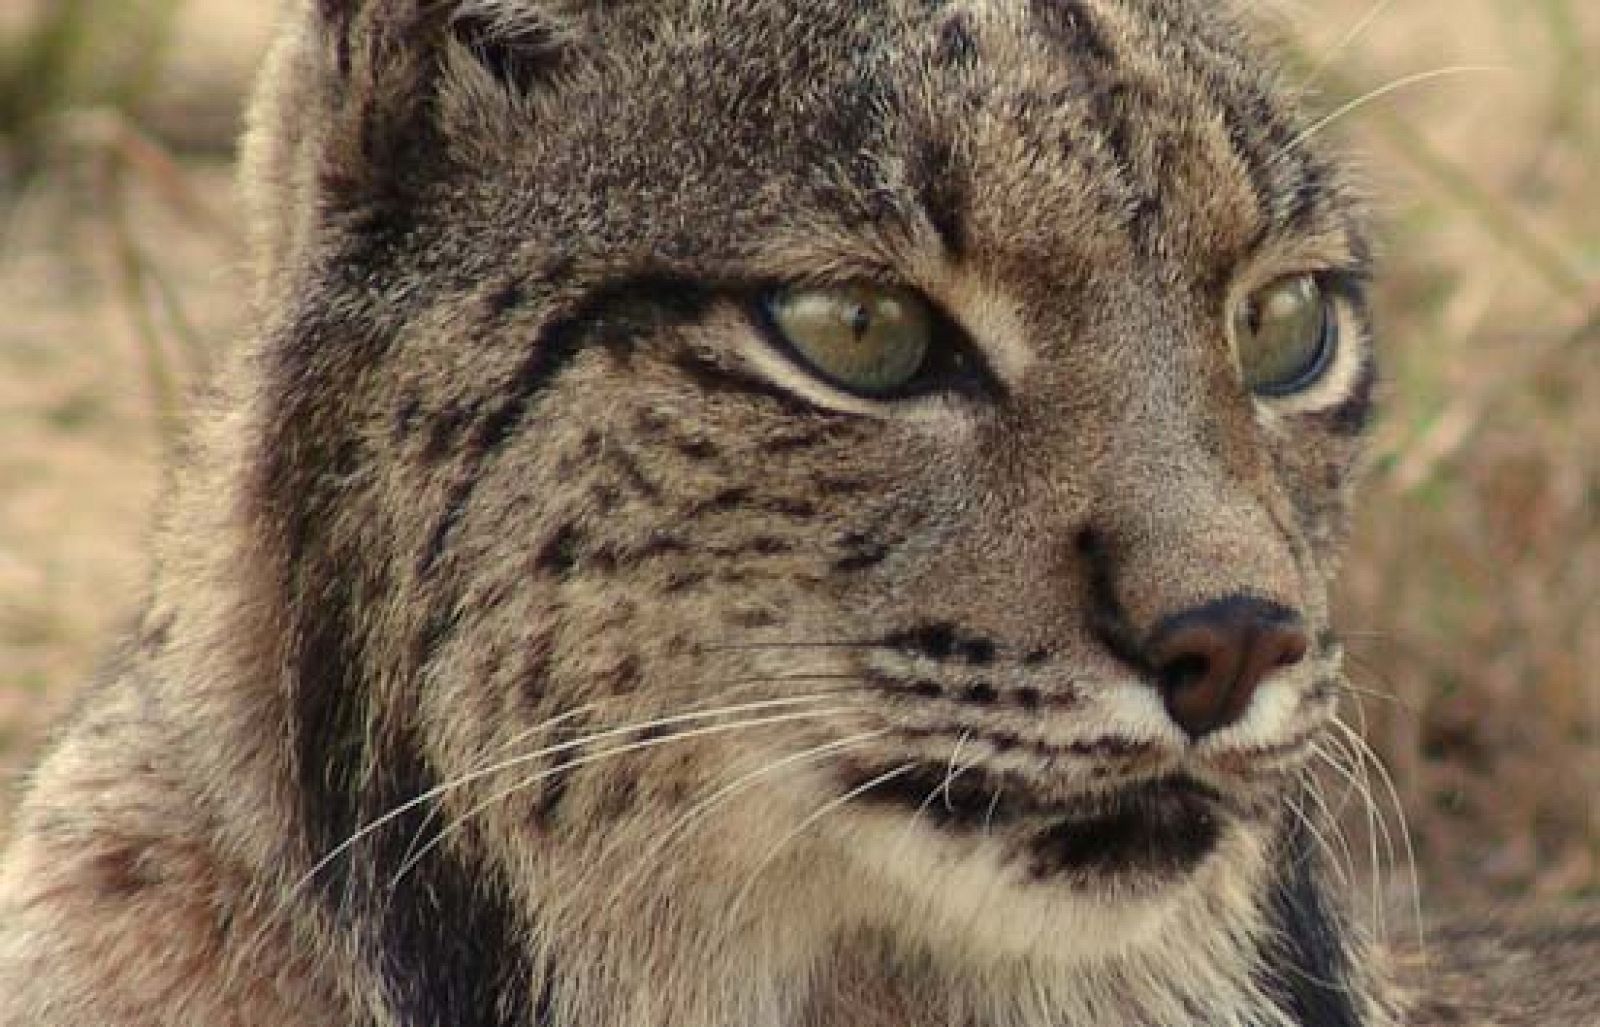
1, 0, 1595, 911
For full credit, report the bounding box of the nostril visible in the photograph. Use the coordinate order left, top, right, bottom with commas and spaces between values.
1160, 653, 1212, 693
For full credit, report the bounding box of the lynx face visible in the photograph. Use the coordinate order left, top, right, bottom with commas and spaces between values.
254, 0, 1370, 950
236, 0, 1376, 1017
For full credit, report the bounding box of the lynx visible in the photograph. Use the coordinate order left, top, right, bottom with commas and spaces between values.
2, 1, 1589, 1024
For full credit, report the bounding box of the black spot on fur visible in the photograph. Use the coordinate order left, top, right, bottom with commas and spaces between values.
609, 449, 661, 500
765, 496, 817, 518
674, 437, 719, 461
394, 392, 422, 442
531, 719, 577, 829
421, 493, 470, 577
961, 682, 999, 705
664, 570, 710, 594
818, 476, 872, 496
139, 612, 175, 654
413, 605, 463, 671
958, 638, 996, 665
607, 655, 643, 694
488, 277, 526, 317
885, 623, 998, 665
933, 13, 979, 70
834, 533, 891, 572
888, 622, 958, 659
726, 607, 779, 629
701, 487, 752, 512
537, 524, 583, 576
740, 537, 792, 557
765, 431, 828, 454
425, 401, 479, 463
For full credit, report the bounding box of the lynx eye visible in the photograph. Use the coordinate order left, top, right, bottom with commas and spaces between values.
766, 283, 934, 396
1233, 273, 1336, 396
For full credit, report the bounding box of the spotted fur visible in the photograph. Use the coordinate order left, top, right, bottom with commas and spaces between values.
1, 1, 1402, 1023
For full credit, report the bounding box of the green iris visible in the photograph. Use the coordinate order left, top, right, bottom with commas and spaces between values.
768, 283, 934, 396
1233, 273, 1335, 395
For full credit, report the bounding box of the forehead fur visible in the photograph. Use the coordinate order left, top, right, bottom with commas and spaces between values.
404, 0, 1355, 285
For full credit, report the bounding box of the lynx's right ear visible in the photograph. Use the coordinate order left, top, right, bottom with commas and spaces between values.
309, 0, 580, 192
242, 1, 585, 299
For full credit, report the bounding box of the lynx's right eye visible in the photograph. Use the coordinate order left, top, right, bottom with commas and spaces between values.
765, 283, 934, 397
1232, 273, 1336, 396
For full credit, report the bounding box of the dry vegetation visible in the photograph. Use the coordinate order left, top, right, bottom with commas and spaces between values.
0, 0, 1594, 914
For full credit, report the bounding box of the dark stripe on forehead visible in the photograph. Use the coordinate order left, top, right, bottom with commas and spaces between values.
1027, 0, 1117, 64
1027, 1, 1173, 250
1157, 22, 1328, 235
1040, 0, 1329, 241
908, 136, 969, 258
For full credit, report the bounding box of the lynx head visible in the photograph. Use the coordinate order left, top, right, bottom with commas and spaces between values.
237, 0, 1373, 1015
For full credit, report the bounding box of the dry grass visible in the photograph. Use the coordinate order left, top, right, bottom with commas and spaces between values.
0, 0, 1594, 910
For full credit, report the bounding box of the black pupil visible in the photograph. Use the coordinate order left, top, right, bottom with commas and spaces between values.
847, 304, 871, 338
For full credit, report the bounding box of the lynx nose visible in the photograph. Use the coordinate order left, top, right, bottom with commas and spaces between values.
1145, 596, 1309, 739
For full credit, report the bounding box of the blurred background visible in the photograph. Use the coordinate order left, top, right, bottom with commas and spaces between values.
0, 0, 1594, 914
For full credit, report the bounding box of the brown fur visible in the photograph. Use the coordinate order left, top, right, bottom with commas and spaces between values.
1395, 905, 1600, 1025
0, 0, 1517, 1023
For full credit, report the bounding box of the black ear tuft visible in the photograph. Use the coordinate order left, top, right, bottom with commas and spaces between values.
450, 9, 570, 95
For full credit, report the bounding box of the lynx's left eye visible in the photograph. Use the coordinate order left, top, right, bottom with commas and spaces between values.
766, 283, 934, 396
1232, 273, 1336, 396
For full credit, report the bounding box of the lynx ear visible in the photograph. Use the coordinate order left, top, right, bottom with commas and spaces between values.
307, 1, 578, 193
242, 1, 584, 299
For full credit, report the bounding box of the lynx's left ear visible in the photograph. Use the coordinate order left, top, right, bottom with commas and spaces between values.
242, 0, 587, 300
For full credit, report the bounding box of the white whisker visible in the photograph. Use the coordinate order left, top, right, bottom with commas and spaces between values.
1330, 716, 1425, 955
385, 706, 857, 889
586, 730, 889, 917
1314, 724, 1388, 937
296, 693, 855, 896
1275, 65, 1506, 159
723, 763, 916, 930
1298, 0, 1401, 88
